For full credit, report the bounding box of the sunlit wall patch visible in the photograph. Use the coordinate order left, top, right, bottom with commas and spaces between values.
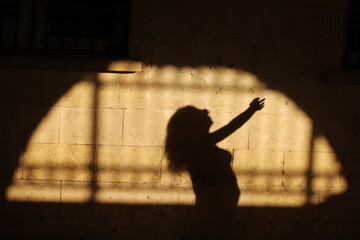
6, 65, 347, 207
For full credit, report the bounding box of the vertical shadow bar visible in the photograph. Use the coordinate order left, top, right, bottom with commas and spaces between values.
305, 133, 315, 205
89, 76, 99, 202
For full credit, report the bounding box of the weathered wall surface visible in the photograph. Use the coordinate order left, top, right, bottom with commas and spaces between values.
1, 0, 359, 239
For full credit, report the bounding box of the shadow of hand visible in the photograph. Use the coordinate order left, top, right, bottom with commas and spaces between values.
249, 98, 265, 111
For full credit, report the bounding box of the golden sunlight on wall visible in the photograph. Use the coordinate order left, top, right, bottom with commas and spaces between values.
6, 65, 347, 206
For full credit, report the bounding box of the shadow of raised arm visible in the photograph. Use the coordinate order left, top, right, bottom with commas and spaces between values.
209, 98, 265, 144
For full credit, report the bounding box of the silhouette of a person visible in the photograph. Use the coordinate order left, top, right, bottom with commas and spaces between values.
165, 98, 265, 216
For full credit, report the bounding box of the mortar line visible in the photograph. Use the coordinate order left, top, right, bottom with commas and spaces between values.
121, 109, 125, 144
247, 123, 251, 150
281, 151, 285, 187
58, 108, 61, 144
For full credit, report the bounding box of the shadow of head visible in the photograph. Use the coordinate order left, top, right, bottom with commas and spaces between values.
165, 106, 213, 173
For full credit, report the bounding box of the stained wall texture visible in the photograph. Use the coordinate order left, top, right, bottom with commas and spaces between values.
1, 0, 359, 239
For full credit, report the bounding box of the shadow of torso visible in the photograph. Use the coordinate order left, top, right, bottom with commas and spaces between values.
188, 145, 239, 216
